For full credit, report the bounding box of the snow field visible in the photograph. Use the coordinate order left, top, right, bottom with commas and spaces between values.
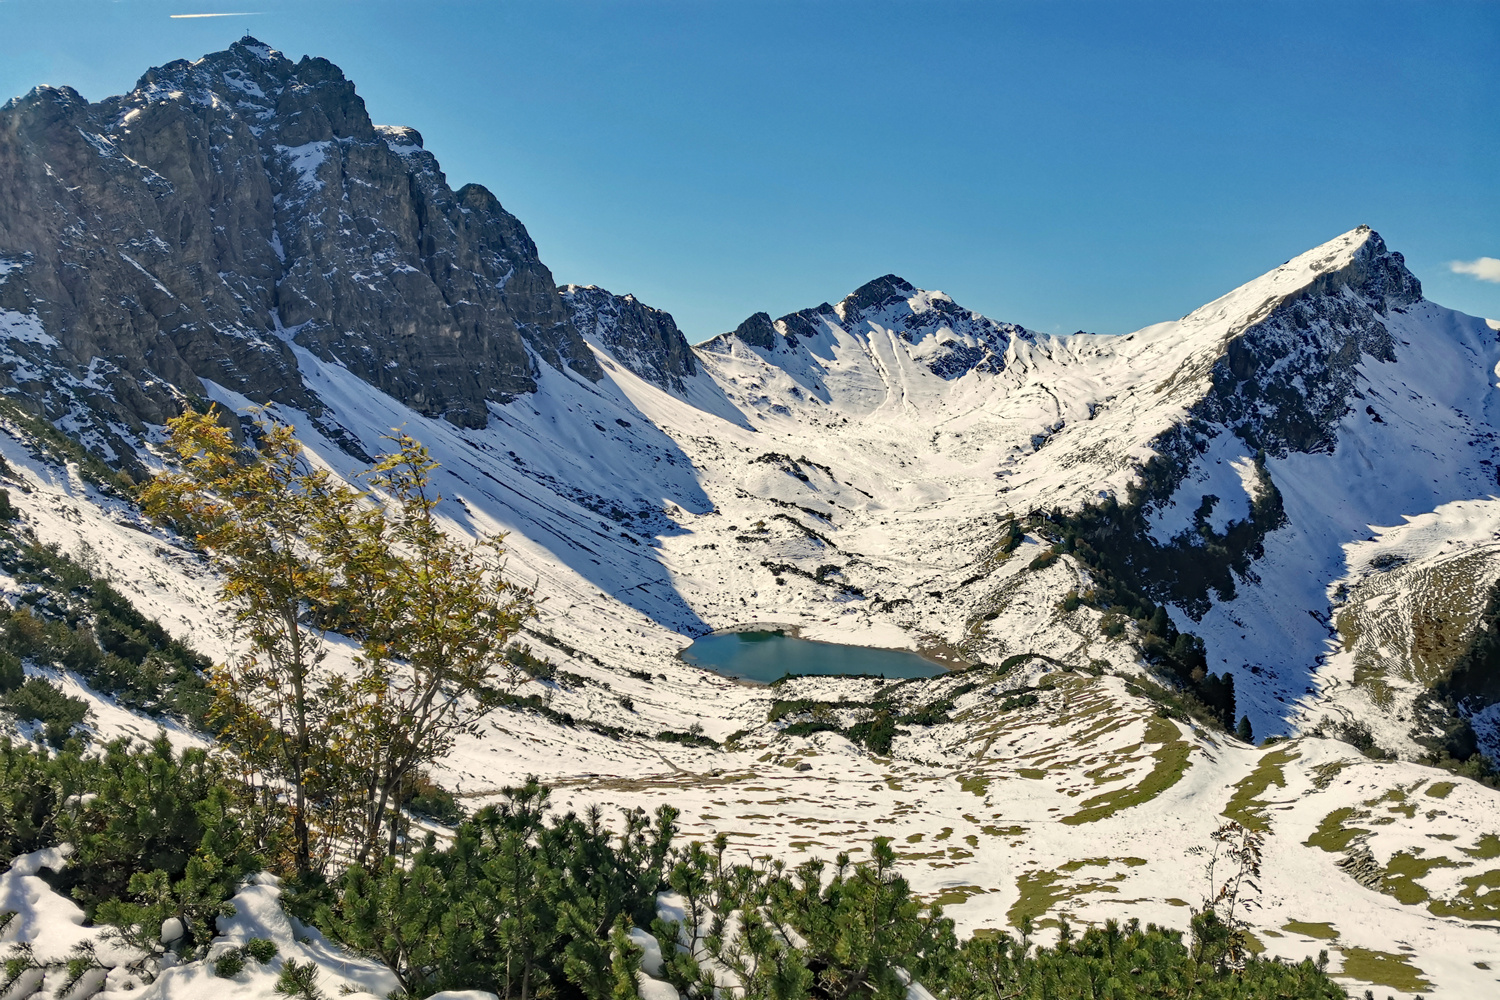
4, 226, 1500, 995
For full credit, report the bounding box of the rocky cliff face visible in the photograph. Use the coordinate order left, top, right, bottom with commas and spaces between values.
1182, 228, 1421, 459
0, 36, 601, 459
560, 284, 698, 393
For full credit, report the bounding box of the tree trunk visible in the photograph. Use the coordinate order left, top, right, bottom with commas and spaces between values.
286, 596, 312, 877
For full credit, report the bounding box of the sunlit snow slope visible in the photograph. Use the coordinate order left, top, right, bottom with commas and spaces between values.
5, 92, 1500, 993
180, 226, 1496, 747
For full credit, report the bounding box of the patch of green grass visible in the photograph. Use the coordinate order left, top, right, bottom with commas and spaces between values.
1281, 921, 1338, 940
1337, 946, 1432, 993
958, 774, 991, 797
1061, 718, 1191, 826
1016, 767, 1048, 780
1386, 799, 1418, 818
1428, 868, 1500, 921
1058, 857, 1146, 872
1304, 807, 1366, 853
1461, 833, 1500, 860
1334, 611, 1359, 652
929, 885, 988, 907
1221, 744, 1300, 831
1424, 780, 1457, 799
1082, 757, 1138, 786
1005, 869, 1118, 928
1380, 851, 1458, 905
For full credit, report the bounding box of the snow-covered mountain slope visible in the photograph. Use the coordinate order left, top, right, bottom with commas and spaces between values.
534, 227, 1494, 750
3, 36, 1492, 752
653, 227, 1497, 749
35, 223, 1489, 995
1316, 499, 1500, 757
9, 200, 1498, 752
4, 38, 1500, 998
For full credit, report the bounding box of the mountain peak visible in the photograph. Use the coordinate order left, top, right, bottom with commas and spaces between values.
560, 284, 698, 391
226, 35, 278, 62
0, 35, 602, 450
841, 274, 917, 317
731, 311, 779, 350
1178, 226, 1421, 336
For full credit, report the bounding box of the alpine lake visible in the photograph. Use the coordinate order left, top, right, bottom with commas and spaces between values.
680, 629, 947, 684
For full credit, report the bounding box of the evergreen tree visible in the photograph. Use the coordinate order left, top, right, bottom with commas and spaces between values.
1237, 714, 1254, 743
328, 777, 676, 999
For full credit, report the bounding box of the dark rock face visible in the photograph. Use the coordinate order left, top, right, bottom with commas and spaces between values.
0, 36, 599, 456
1195, 229, 1419, 459
560, 285, 698, 392
841, 274, 916, 315
730, 312, 778, 351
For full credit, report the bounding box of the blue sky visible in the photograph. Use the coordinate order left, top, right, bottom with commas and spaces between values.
2, 1, 1496, 340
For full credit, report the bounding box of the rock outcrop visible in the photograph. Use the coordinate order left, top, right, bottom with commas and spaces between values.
560, 284, 697, 393
0, 36, 600, 458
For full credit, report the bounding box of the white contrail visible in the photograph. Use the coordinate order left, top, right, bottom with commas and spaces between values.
170, 12, 261, 18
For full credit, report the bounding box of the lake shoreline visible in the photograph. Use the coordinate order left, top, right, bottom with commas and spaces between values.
678, 627, 951, 685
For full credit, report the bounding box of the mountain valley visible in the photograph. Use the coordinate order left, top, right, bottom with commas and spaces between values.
1, 38, 1499, 999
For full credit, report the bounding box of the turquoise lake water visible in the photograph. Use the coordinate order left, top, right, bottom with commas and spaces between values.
680, 630, 946, 684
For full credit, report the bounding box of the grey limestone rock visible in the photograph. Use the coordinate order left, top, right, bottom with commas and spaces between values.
730, 312, 779, 352
0, 36, 601, 461
560, 284, 698, 393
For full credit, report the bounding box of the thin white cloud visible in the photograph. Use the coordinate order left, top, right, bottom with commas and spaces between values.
1450, 257, 1500, 283
170, 12, 261, 18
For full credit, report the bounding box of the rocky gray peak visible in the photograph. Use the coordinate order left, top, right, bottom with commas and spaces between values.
0, 36, 598, 462
1146, 227, 1432, 498
830, 274, 1036, 379
560, 284, 698, 392
1302, 226, 1421, 312
837, 273, 917, 319
708, 275, 1035, 382
730, 312, 779, 351
775, 302, 837, 344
